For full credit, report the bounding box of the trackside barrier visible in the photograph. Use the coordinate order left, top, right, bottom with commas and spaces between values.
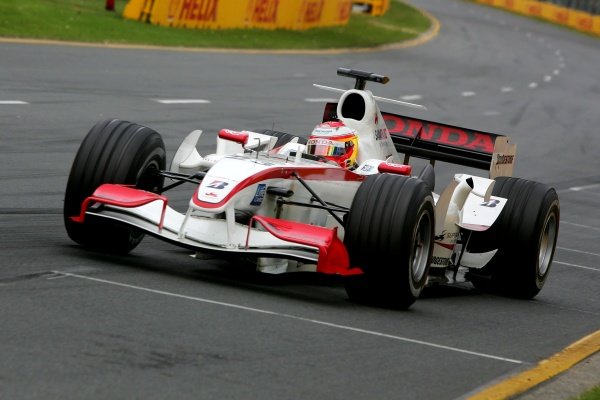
123, 0, 354, 30
474, 0, 600, 36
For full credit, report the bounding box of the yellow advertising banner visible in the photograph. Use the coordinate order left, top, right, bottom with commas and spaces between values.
540, 3, 569, 25
523, 0, 542, 17
513, 0, 531, 15
123, 0, 148, 20
502, 0, 519, 12
567, 9, 594, 33
124, 0, 353, 30
594, 16, 600, 35
475, 0, 599, 37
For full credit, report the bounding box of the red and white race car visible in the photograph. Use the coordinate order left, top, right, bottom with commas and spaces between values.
64, 68, 559, 309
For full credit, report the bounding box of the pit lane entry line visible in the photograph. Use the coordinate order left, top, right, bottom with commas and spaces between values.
54, 270, 523, 365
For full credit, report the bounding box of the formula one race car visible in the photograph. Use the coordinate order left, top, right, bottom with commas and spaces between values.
64, 68, 559, 309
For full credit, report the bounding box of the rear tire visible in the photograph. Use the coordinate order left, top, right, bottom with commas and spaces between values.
469, 177, 559, 298
64, 119, 166, 254
344, 174, 435, 309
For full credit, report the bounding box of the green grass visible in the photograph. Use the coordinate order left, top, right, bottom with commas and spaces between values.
572, 384, 600, 400
0, 0, 431, 49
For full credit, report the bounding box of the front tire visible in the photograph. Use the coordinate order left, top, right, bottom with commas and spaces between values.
64, 119, 166, 254
344, 174, 435, 309
469, 177, 560, 298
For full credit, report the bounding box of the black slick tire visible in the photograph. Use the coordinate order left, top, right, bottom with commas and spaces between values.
64, 119, 166, 254
469, 177, 560, 299
344, 174, 435, 309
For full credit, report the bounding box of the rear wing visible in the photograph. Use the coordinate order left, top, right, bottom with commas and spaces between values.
322, 103, 516, 178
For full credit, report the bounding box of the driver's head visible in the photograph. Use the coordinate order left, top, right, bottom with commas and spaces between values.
306, 122, 358, 169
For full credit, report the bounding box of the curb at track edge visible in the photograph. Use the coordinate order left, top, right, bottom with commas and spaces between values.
466, 329, 600, 400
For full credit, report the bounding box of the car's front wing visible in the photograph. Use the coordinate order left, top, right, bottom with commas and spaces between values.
72, 184, 360, 276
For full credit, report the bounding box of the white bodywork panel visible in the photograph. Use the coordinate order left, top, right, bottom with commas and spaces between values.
336, 89, 401, 165
460, 249, 498, 269
460, 194, 507, 231
431, 174, 505, 269
458, 175, 506, 231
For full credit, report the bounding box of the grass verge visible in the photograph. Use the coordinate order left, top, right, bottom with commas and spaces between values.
572, 385, 600, 400
0, 0, 431, 50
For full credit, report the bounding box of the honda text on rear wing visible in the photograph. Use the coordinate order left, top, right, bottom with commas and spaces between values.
322, 102, 516, 179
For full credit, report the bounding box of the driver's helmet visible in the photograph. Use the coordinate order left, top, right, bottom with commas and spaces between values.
306, 121, 359, 169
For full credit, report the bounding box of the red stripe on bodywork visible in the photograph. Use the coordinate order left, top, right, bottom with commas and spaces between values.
219, 129, 249, 145
435, 241, 455, 251
246, 215, 361, 276
193, 165, 363, 209
71, 184, 168, 231
377, 162, 412, 175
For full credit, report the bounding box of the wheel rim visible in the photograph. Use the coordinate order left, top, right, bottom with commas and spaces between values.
136, 159, 162, 193
538, 211, 557, 276
411, 210, 433, 282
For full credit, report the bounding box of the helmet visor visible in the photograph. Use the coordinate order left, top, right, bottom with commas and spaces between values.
306, 139, 346, 157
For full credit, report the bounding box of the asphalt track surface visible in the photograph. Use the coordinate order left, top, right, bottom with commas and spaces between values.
1, 0, 599, 398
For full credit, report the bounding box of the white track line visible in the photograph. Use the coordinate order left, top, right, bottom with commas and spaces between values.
304, 98, 338, 103
400, 95, 423, 101
461, 91, 476, 97
557, 247, 600, 258
528, 82, 538, 89
54, 271, 524, 364
154, 99, 211, 104
561, 221, 600, 232
501, 87, 514, 93
554, 261, 599, 272
0, 100, 28, 105
567, 183, 600, 192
